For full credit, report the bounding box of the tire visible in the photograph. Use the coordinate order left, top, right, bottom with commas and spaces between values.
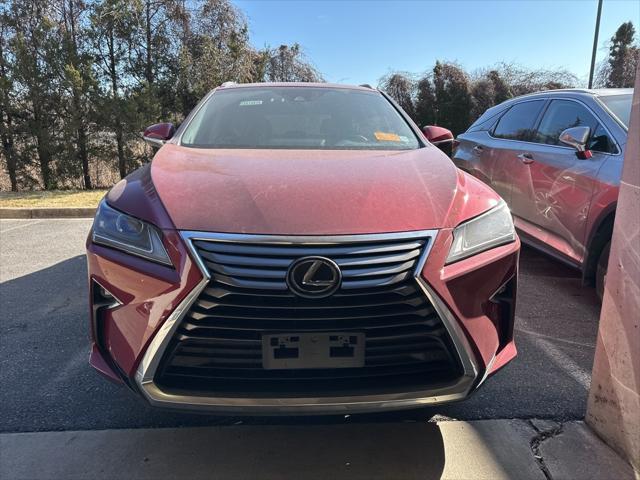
596, 241, 611, 301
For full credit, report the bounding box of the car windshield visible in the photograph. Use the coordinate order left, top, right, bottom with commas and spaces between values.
180, 86, 421, 150
598, 93, 632, 128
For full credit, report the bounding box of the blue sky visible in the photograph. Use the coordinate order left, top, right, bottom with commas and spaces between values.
235, 0, 640, 86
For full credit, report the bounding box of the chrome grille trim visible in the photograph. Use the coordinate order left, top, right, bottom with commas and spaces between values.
192, 234, 426, 291
135, 230, 480, 414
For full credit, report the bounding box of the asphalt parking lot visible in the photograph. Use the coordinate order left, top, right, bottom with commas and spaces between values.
0, 218, 601, 433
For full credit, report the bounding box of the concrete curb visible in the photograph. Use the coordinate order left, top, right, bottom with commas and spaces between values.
0, 207, 96, 219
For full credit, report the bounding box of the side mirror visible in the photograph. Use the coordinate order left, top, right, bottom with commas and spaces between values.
559, 126, 592, 159
143, 122, 175, 148
423, 125, 455, 156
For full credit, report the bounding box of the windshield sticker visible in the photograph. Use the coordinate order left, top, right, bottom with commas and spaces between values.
374, 131, 401, 142
239, 100, 263, 106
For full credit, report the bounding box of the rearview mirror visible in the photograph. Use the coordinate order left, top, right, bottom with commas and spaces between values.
559, 126, 592, 159
422, 125, 455, 156
143, 122, 176, 148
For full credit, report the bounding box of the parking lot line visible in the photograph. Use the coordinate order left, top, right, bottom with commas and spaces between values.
517, 317, 591, 390
0, 219, 42, 233
516, 326, 596, 349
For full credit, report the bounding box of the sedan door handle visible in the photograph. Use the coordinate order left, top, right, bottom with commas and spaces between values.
518, 153, 534, 165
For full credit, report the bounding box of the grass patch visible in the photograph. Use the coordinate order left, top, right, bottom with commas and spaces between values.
0, 190, 107, 208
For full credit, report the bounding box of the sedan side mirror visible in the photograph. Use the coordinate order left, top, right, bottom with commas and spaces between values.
143, 122, 176, 148
559, 126, 592, 159
422, 125, 455, 157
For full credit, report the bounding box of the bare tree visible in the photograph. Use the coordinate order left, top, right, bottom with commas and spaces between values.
189, 0, 257, 91
378, 72, 415, 118
264, 43, 323, 83
487, 70, 512, 104
490, 62, 577, 96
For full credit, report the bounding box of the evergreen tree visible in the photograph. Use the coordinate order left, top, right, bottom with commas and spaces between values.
129, 0, 175, 126
55, 0, 96, 188
470, 78, 495, 122
606, 21, 638, 88
89, 0, 136, 178
0, 0, 325, 190
414, 76, 436, 127
432, 61, 473, 136
0, 9, 19, 191
9, 0, 62, 189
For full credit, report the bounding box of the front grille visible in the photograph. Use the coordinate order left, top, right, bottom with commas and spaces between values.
155, 234, 463, 397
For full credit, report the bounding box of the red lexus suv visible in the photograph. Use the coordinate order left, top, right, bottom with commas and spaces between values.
86, 83, 520, 414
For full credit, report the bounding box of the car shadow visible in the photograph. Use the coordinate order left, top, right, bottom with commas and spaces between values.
181, 422, 448, 479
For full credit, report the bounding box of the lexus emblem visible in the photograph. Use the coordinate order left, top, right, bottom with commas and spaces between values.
286, 256, 341, 298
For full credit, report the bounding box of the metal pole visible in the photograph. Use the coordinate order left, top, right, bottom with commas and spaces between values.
588, 0, 604, 88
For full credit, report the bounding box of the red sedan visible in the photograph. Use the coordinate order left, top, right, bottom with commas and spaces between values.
86, 83, 520, 414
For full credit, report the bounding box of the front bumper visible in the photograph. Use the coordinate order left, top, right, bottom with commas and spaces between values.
88, 229, 519, 414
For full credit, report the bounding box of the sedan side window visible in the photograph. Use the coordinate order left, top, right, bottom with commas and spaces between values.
492, 100, 545, 141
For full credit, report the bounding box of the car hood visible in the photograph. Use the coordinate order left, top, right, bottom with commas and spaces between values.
150, 144, 485, 234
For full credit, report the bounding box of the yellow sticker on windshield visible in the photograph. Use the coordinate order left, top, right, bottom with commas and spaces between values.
374, 131, 401, 142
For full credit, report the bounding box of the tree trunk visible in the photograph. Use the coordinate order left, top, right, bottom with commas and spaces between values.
145, 0, 153, 85
33, 106, 55, 190
37, 141, 55, 190
108, 28, 127, 179
67, 0, 91, 189
0, 29, 17, 191
78, 124, 91, 189
115, 121, 126, 178
36, 143, 54, 190
1, 116, 17, 191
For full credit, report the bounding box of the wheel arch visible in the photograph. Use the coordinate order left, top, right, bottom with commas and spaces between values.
583, 203, 616, 285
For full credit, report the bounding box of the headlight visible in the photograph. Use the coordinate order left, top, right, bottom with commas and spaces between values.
92, 201, 172, 266
446, 201, 516, 264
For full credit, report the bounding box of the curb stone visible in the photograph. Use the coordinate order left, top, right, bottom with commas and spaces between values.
0, 207, 96, 219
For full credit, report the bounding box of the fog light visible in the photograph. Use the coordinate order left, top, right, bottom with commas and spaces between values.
93, 280, 120, 308
484, 276, 516, 350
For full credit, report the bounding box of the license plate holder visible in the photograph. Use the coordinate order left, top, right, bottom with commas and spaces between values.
262, 332, 365, 370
